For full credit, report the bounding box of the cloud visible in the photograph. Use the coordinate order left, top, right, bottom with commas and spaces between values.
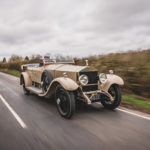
0, 0, 150, 59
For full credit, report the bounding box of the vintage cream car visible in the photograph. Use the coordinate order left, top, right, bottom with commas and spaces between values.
20, 56, 124, 119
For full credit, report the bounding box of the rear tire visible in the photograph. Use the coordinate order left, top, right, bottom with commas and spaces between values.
101, 84, 121, 109
22, 78, 30, 95
55, 85, 75, 119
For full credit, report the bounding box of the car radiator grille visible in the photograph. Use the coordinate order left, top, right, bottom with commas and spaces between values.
79, 71, 98, 92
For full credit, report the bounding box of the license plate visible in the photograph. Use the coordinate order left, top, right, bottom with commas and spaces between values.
90, 94, 101, 101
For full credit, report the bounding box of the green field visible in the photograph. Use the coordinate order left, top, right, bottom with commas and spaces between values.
121, 94, 150, 113
0, 69, 20, 77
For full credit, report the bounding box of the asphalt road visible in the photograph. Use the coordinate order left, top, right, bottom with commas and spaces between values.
0, 72, 150, 150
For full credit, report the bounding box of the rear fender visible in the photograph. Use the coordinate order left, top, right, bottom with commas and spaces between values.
101, 74, 124, 92
20, 72, 32, 87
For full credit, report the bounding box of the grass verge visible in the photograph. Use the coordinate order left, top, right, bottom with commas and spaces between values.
121, 94, 150, 114
0, 68, 20, 77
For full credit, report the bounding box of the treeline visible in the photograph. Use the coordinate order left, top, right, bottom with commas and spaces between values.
0, 55, 41, 71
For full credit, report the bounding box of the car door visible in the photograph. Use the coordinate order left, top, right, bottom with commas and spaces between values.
30, 66, 44, 83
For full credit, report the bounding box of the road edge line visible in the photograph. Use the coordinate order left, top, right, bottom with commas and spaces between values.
117, 108, 150, 120
0, 94, 27, 128
96, 102, 150, 120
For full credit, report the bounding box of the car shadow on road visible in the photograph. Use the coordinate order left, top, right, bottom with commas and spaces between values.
23, 93, 119, 119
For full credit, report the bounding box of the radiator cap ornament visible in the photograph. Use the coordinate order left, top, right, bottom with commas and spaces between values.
85, 60, 88, 66
63, 72, 67, 77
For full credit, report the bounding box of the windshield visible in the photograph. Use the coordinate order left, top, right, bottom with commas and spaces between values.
43, 55, 74, 63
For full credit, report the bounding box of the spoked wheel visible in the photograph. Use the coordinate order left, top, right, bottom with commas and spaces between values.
55, 85, 75, 119
42, 71, 53, 93
101, 84, 121, 109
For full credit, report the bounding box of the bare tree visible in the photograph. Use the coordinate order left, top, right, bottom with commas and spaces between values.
9, 55, 23, 62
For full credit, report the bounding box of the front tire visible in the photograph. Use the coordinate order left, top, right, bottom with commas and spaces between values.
55, 85, 75, 119
101, 84, 121, 109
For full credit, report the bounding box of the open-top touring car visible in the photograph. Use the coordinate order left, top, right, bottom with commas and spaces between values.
20, 55, 124, 119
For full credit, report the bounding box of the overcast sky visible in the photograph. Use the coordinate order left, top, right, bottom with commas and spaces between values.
0, 0, 150, 60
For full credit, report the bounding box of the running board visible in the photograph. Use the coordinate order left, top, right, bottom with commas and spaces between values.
26, 87, 43, 94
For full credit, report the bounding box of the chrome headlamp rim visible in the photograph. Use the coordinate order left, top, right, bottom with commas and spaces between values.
79, 74, 88, 86
99, 73, 107, 83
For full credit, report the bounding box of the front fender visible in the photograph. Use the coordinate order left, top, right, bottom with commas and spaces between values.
52, 77, 79, 91
39, 77, 79, 98
101, 74, 124, 92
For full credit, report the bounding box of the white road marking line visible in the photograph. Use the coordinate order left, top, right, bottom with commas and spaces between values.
96, 102, 150, 120
117, 108, 150, 121
0, 94, 27, 128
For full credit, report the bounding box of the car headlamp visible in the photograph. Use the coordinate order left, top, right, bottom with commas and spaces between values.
79, 74, 88, 86
99, 73, 107, 83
